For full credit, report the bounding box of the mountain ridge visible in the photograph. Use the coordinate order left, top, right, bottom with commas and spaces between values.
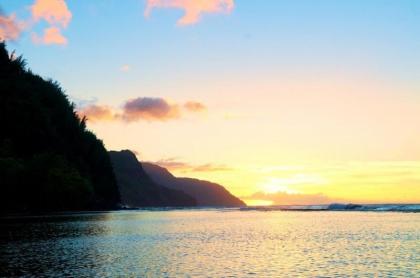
142, 162, 246, 207
109, 150, 196, 207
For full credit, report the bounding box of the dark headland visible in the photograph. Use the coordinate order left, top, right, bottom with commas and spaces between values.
142, 162, 246, 207
0, 43, 246, 214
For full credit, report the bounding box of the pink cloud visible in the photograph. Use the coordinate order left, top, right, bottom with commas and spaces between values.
76, 104, 115, 122
122, 97, 181, 121
29, 0, 72, 45
32, 26, 67, 45
0, 14, 22, 41
76, 97, 208, 123
145, 0, 234, 25
0, 0, 72, 44
31, 0, 72, 27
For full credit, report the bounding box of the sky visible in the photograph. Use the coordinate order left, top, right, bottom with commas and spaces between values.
1, 0, 420, 205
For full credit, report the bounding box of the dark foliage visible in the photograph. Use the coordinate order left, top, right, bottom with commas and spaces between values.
0, 42, 120, 213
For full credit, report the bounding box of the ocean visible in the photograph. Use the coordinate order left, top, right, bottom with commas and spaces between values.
1, 209, 419, 277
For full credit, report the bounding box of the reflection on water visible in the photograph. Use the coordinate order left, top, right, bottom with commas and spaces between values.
1, 210, 419, 277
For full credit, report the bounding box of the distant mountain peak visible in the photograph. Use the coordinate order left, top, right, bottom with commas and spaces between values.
109, 150, 196, 207
142, 162, 246, 207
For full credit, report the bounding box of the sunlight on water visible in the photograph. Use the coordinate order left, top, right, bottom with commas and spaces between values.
1, 210, 419, 277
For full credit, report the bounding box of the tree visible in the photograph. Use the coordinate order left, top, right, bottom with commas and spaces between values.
0, 42, 120, 213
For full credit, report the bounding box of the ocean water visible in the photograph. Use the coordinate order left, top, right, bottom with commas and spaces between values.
1, 209, 419, 277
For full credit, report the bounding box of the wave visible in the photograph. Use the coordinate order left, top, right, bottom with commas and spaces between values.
240, 203, 420, 212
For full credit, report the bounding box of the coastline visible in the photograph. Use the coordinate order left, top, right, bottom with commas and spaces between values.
1, 203, 419, 219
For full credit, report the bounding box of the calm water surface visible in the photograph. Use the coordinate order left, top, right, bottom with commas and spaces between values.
1, 210, 419, 277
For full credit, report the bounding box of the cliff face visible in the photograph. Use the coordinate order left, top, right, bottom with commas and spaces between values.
142, 162, 246, 207
109, 150, 196, 207
0, 43, 120, 213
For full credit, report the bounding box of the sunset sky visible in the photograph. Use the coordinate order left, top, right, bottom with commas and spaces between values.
1, 0, 420, 205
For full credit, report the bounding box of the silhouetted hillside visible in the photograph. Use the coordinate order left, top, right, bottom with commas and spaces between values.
109, 150, 196, 207
142, 163, 246, 207
0, 43, 120, 213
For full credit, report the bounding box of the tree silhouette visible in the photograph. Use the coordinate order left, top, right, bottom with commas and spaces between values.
0, 42, 120, 213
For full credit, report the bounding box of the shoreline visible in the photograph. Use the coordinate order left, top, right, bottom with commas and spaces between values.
1, 203, 419, 219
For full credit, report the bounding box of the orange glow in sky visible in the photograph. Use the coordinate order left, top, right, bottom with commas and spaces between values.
3, 0, 420, 205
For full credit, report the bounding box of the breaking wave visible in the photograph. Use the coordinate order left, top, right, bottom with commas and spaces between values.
240, 203, 420, 212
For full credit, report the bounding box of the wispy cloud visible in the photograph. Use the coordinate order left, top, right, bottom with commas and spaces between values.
152, 158, 188, 170
184, 101, 207, 112
76, 97, 207, 122
144, 0, 234, 25
0, 14, 22, 41
153, 158, 232, 172
191, 163, 232, 172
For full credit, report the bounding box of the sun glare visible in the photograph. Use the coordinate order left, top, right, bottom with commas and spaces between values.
260, 175, 326, 194
244, 199, 273, 206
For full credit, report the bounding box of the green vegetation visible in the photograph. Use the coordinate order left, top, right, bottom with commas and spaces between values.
0, 42, 120, 213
